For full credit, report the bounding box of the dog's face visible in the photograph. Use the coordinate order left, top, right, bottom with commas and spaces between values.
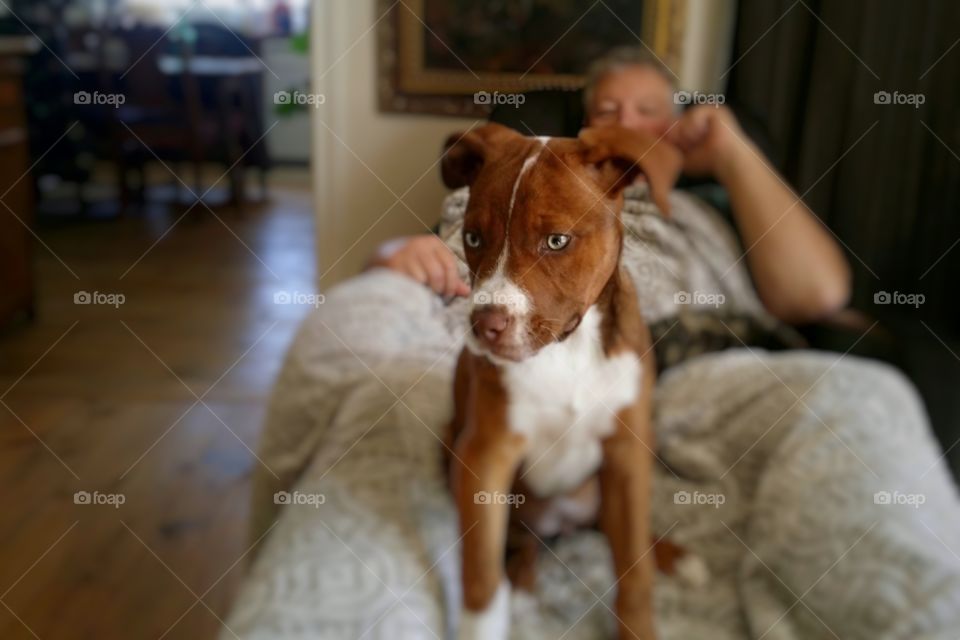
442, 123, 681, 363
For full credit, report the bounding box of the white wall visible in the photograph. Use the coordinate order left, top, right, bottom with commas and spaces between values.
262, 37, 312, 163
310, 0, 735, 289
679, 0, 737, 93
310, 0, 477, 288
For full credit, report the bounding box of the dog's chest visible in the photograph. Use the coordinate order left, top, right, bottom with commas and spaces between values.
501, 307, 641, 497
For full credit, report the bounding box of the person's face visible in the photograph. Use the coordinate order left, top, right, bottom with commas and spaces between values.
586, 65, 676, 137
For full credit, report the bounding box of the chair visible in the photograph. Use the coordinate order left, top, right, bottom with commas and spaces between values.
179, 21, 270, 199
110, 25, 250, 213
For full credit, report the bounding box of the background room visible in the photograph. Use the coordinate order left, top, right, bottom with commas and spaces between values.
1, 1, 959, 639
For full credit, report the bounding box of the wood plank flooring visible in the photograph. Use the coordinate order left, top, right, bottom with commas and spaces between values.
0, 172, 316, 640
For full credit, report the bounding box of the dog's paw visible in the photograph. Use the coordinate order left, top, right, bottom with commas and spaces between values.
458, 580, 510, 640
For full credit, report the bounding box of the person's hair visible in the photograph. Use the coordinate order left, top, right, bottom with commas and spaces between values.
582, 46, 677, 111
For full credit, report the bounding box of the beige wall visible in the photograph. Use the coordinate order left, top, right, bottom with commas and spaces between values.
311, 0, 735, 289
310, 1, 477, 288
679, 0, 737, 93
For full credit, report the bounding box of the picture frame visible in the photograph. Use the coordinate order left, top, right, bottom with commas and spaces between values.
377, 0, 687, 117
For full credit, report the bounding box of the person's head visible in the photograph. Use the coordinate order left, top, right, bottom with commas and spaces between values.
583, 46, 678, 137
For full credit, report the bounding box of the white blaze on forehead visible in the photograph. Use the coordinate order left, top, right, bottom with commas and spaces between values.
507, 150, 542, 215
472, 140, 546, 317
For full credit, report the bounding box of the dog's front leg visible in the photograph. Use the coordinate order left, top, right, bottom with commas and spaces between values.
599, 402, 656, 640
452, 427, 526, 640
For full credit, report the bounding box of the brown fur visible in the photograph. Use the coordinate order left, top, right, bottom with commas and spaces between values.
443, 124, 685, 639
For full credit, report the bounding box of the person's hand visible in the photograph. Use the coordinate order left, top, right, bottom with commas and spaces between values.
668, 105, 755, 182
367, 234, 471, 298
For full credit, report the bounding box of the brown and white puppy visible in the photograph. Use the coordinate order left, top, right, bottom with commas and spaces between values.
443, 123, 688, 640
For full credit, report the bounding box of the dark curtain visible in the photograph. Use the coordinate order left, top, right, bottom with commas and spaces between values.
728, 0, 960, 466
728, 0, 960, 326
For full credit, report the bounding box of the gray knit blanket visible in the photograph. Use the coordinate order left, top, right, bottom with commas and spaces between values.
221, 188, 960, 640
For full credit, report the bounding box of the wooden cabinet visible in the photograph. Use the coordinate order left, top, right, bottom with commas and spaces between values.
0, 37, 37, 326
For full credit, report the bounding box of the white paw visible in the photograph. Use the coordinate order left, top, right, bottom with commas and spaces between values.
458, 580, 510, 640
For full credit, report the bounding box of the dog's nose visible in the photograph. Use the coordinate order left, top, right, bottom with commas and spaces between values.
471, 305, 511, 345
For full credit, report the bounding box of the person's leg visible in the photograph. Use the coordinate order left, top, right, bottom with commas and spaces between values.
250, 269, 459, 541
228, 269, 467, 638
655, 350, 960, 639
742, 355, 960, 639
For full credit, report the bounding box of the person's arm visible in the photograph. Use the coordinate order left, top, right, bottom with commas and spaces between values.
670, 106, 851, 324
366, 234, 470, 298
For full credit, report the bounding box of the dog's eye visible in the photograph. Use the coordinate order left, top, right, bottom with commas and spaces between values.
545, 234, 570, 251
464, 231, 481, 249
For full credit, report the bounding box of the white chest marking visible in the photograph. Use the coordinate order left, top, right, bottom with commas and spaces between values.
501, 306, 641, 497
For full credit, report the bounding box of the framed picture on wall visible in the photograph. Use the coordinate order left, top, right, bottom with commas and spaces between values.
377, 0, 687, 116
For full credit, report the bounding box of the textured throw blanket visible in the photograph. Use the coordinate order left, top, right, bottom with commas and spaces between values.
223, 188, 960, 640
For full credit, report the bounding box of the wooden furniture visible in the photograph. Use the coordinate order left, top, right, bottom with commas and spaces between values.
110, 27, 267, 215
157, 54, 270, 208
0, 36, 39, 327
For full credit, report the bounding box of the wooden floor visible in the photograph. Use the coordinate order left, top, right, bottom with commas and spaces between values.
0, 171, 316, 640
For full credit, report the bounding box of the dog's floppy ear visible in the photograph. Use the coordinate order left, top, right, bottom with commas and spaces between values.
578, 126, 683, 215
441, 123, 522, 189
